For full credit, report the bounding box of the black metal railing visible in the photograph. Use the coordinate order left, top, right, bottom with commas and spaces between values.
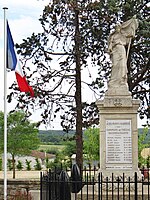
40, 165, 150, 200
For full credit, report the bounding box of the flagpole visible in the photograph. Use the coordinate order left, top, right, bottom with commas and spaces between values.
3, 7, 8, 200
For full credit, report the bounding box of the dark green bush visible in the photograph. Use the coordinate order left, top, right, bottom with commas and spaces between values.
34, 158, 42, 170
25, 159, 32, 171
8, 159, 13, 171
0, 158, 2, 171
16, 160, 23, 171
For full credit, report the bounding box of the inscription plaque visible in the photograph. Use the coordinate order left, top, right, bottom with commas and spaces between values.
106, 120, 132, 165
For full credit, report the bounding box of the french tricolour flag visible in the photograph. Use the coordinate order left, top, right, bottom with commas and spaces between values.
7, 21, 34, 97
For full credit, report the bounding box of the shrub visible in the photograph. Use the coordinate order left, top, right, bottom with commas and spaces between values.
34, 158, 42, 170
8, 159, 13, 171
16, 160, 23, 171
45, 157, 53, 169
25, 159, 32, 171
0, 158, 2, 171
46, 148, 58, 154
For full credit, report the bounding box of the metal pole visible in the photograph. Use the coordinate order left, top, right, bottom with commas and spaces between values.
40, 172, 43, 200
3, 7, 8, 200
135, 172, 138, 200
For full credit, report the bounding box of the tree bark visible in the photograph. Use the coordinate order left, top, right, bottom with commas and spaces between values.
12, 154, 15, 179
74, 1, 83, 169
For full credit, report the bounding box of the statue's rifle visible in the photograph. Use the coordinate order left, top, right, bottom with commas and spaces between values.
126, 37, 132, 61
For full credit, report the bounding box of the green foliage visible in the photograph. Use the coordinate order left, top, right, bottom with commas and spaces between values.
138, 128, 150, 146
34, 158, 42, 170
45, 157, 51, 170
46, 147, 59, 155
51, 151, 72, 169
138, 127, 149, 167
63, 141, 76, 157
0, 111, 40, 155
25, 159, 32, 171
16, 160, 23, 171
0, 111, 40, 177
83, 127, 99, 163
39, 144, 65, 152
38, 130, 75, 144
46, 140, 75, 169
46, 160, 62, 170
8, 159, 13, 171
0, 158, 2, 171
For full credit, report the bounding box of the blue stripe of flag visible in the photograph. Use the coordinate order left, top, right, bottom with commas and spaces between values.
7, 21, 17, 70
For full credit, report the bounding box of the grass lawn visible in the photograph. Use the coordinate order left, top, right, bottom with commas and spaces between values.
38, 144, 65, 152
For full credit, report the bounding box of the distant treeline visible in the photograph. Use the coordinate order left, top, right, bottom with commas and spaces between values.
38, 130, 75, 144
38, 128, 150, 145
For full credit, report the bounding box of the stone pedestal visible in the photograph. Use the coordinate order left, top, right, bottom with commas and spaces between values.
96, 85, 141, 178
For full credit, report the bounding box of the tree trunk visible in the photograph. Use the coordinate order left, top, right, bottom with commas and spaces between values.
12, 154, 15, 179
74, 1, 83, 169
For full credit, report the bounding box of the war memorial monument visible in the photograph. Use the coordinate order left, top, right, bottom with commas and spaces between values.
96, 16, 142, 178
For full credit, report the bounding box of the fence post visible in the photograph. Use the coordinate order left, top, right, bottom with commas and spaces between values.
135, 172, 138, 200
59, 170, 71, 200
71, 164, 82, 193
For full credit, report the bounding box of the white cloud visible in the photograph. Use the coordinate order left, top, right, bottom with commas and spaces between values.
0, 0, 50, 15
7, 17, 43, 43
0, 0, 50, 43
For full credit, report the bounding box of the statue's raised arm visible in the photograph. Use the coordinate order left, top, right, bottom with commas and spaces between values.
108, 16, 138, 89
121, 15, 139, 38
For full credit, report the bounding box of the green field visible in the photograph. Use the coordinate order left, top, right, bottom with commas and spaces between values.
38, 144, 65, 152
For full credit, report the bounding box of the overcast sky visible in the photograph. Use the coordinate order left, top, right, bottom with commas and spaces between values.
0, 0, 146, 129
0, 0, 57, 129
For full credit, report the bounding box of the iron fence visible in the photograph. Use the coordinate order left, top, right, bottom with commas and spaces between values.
40, 165, 150, 200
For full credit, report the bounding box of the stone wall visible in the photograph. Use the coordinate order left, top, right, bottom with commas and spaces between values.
0, 179, 40, 199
